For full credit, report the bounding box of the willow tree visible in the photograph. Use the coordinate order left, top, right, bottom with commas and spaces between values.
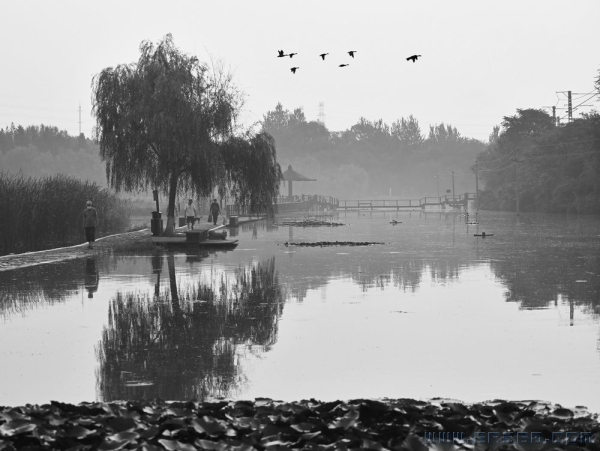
92, 34, 281, 235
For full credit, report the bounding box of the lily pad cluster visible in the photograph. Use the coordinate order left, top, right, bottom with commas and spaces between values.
283, 241, 385, 247
276, 220, 346, 227
1, 398, 598, 450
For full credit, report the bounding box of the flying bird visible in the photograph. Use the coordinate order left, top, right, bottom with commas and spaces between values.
290, 67, 299, 74
339, 64, 349, 67
289, 53, 297, 58
406, 54, 421, 63
319, 53, 329, 60
277, 50, 287, 57
348, 51, 357, 58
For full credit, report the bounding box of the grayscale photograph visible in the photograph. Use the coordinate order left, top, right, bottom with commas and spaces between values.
1, 0, 599, 448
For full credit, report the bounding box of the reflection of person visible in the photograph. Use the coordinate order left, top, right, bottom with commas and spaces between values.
184, 199, 196, 230
210, 199, 220, 226
84, 257, 99, 298
83, 200, 99, 249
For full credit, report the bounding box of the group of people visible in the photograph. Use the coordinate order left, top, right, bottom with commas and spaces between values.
184, 198, 221, 230
81, 198, 223, 249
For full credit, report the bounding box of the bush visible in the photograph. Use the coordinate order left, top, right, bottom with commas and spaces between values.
0, 172, 131, 255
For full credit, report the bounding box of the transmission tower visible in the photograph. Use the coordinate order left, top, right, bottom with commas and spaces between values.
78, 103, 82, 135
317, 102, 325, 125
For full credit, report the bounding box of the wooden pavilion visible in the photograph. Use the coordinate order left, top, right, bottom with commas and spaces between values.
282, 164, 316, 201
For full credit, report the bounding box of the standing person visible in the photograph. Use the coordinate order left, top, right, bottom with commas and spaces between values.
83, 200, 99, 249
210, 199, 220, 226
184, 199, 196, 230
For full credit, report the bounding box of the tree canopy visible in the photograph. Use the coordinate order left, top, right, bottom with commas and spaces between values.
476, 109, 600, 213
92, 34, 281, 235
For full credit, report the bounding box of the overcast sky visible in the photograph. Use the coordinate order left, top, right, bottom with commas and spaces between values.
1, 0, 599, 142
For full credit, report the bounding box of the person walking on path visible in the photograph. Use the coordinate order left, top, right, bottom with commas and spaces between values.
83, 200, 99, 249
184, 199, 197, 230
210, 199, 220, 226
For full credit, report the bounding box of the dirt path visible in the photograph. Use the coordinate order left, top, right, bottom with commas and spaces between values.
0, 229, 154, 272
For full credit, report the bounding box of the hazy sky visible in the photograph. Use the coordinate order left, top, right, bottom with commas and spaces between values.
1, 0, 599, 142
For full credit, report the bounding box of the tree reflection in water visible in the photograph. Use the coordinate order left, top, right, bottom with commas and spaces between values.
96, 255, 285, 401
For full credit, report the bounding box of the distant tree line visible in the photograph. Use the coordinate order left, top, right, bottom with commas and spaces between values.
0, 123, 107, 186
261, 103, 485, 199
0, 124, 86, 153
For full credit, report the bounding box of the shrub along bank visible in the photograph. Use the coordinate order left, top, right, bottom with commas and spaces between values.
0, 172, 131, 255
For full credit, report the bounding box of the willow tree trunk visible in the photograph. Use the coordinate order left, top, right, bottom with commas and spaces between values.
164, 171, 179, 236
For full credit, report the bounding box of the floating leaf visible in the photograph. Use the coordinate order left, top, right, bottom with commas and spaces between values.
0, 420, 36, 436
331, 409, 359, 430
107, 431, 140, 442
402, 433, 429, 451
158, 439, 179, 450
158, 438, 197, 451
139, 426, 160, 440
191, 416, 227, 436
362, 438, 389, 450
98, 439, 130, 450
290, 422, 316, 433
166, 407, 193, 417
195, 439, 225, 450
66, 425, 96, 439
108, 417, 137, 432
141, 445, 163, 451
551, 408, 574, 419
0, 411, 28, 422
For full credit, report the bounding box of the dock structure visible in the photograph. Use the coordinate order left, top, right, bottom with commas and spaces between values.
338, 193, 476, 211
151, 224, 238, 247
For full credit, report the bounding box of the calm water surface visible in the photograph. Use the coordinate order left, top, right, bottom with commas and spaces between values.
1, 211, 599, 411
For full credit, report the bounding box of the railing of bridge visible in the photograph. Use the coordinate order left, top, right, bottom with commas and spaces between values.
339, 193, 476, 210
276, 194, 339, 205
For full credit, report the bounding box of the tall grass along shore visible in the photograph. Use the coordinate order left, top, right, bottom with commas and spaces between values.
0, 172, 131, 255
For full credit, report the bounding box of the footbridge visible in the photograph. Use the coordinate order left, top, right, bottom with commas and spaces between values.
339, 193, 476, 211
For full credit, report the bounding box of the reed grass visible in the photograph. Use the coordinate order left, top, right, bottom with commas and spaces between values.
0, 171, 131, 255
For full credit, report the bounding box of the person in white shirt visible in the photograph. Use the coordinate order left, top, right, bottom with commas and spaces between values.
184, 199, 197, 230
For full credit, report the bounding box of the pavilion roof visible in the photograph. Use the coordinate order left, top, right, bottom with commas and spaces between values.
282, 165, 316, 182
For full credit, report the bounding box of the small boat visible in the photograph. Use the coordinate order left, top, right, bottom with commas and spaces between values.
474, 232, 493, 237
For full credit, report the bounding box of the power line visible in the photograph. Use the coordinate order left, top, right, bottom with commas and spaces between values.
478, 149, 516, 165
524, 137, 600, 149
478, 162, 515, 172
523, 149, 600, 160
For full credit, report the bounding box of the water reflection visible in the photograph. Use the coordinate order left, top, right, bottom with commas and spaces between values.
95, 255, 285, 401
0, 257, 109, 318
1, 212, 599, 408
84, 257, 99, 299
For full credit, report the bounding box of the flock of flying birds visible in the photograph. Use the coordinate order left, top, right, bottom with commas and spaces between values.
277, 50, 421, 74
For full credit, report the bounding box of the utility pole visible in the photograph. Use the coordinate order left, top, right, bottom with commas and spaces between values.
552, 106, 556, 126
451, 170, 455, 199
435, 172, 440, 199
511, 148, 523, 216
568, 91, 572, 123
78, 103, 82, 136
475, 168, 479, 212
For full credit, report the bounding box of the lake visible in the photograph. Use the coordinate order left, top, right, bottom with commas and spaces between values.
1, 210, 599, 413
